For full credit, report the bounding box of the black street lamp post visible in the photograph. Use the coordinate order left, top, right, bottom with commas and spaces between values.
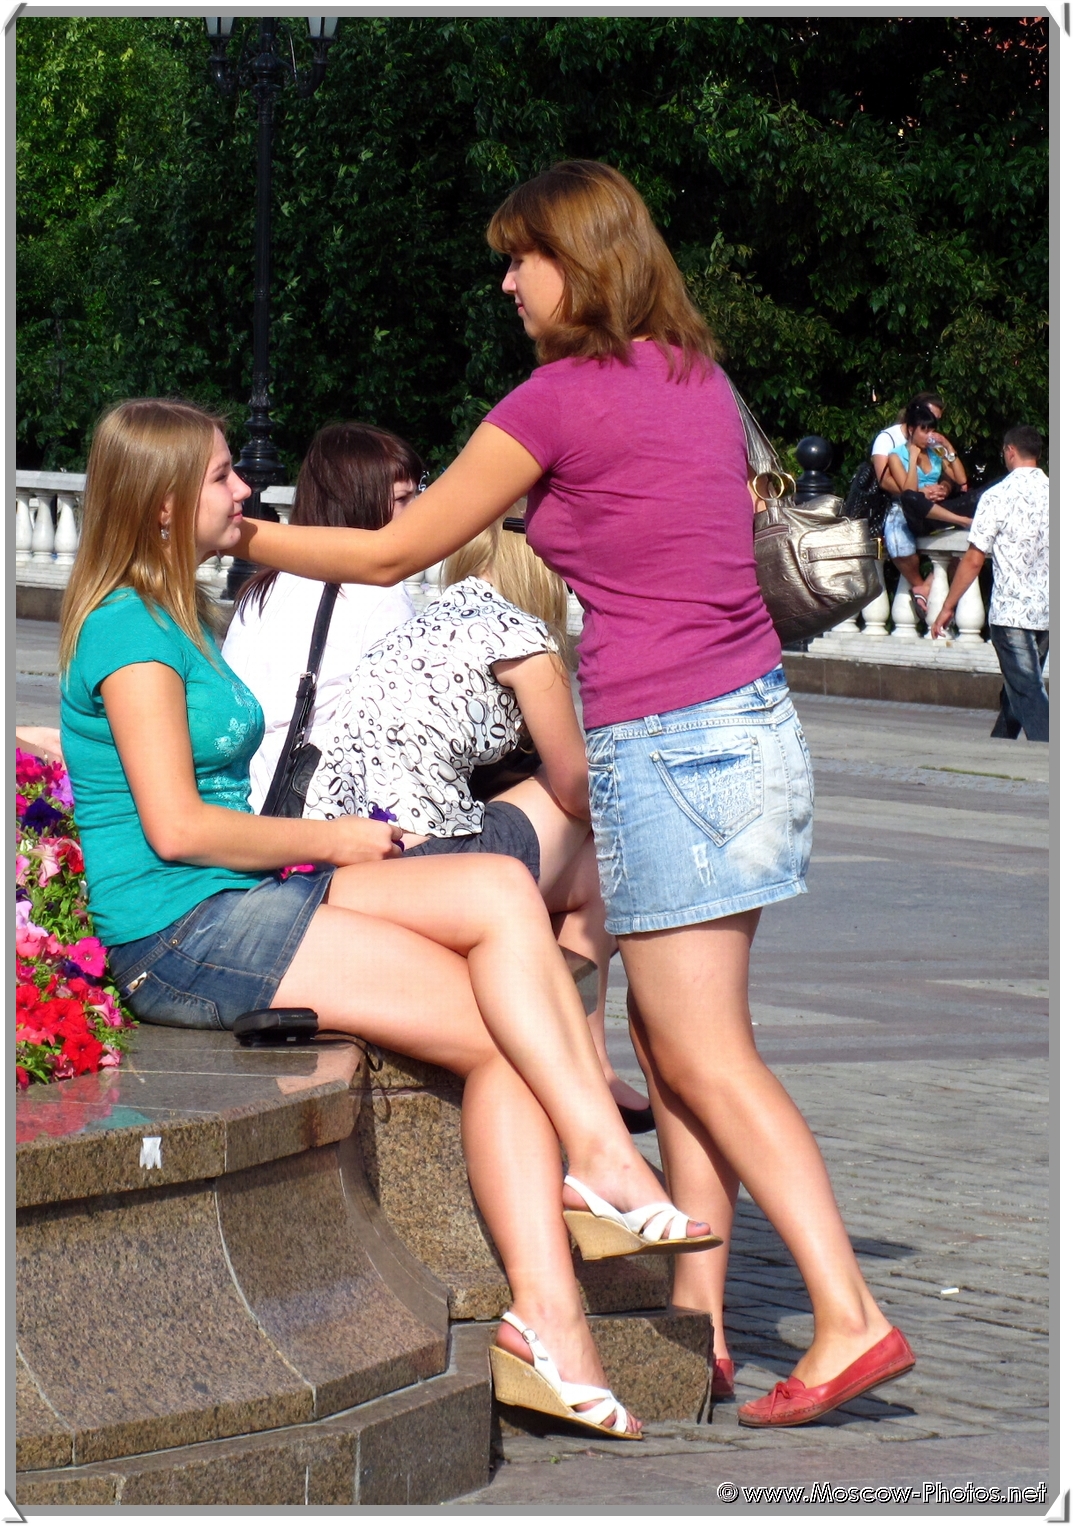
205, 16, 338, 598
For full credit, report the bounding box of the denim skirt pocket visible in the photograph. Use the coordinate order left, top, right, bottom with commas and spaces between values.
124, 967, 224, 1029
650, 734, 763, 847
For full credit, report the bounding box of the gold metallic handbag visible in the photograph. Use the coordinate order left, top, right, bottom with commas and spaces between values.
730, 382, 883, 645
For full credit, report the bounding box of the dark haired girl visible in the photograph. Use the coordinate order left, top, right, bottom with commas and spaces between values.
223, 423, 421, 809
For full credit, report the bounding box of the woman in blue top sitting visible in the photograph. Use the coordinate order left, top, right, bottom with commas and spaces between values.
885, 399, 972, 541
59, 398, 716, 1441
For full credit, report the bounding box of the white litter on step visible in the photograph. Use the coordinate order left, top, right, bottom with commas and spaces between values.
140, 1136, 163, 1169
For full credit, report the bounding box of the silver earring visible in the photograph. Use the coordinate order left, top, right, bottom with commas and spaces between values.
160, 525, 170, 541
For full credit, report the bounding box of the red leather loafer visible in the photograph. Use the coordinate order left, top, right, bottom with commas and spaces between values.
737, 1327, 915, 1428
710, 1357, 736, 1400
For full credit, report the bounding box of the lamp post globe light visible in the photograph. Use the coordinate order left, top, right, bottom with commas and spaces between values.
205, 16, 339, 598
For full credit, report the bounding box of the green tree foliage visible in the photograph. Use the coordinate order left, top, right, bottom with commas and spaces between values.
17, 16, 1047, 481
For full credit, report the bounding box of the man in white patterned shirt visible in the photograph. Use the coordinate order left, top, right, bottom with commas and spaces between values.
932, 426, 1049, 740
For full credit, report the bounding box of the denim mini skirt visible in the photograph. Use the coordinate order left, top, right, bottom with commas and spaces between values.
106, 867, 334, 1029
585, 667, 813, 935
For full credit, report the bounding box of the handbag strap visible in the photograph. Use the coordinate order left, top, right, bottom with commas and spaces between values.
260, 582, 340, 817
726, 378, 786, 481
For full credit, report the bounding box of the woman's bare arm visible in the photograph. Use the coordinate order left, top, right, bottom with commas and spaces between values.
235, 424, 544, 586
493, 652, 590, 822
101, 663, 401, 868
871, 452, 900, 494
884, 450, 917, 493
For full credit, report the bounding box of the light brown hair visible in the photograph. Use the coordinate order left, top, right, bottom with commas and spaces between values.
486, 159, 720, 378
59, 398, 227, 669
442, 505, 570, 663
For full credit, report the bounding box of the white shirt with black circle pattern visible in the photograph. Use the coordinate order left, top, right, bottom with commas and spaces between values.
968, 466, 1049, 630
303, 577, 555, 835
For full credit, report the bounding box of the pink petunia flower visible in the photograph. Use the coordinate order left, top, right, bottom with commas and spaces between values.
15, 750, 45, 786
68, 937, 107, 978
15, 854, 30, 885
35, 842, 63, 885
88, 990, 124, 1028
15, 901, 52, 960
49, 772, 74, 810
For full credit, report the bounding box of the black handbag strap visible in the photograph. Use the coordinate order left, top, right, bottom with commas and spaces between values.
260, 582, 340, 817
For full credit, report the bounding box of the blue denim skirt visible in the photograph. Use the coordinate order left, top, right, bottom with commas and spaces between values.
106, 868, 334, 1029
585, 667, 813, 935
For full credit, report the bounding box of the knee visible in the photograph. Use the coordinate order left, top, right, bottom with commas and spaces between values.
650, 1035, 765, 1104
471, 853, 547, 919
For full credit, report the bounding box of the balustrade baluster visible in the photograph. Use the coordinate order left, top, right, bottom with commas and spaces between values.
890, 575, 920, 638
53, 492, 81, 566
860, 563, 890, 636
823, 614, 862, 639
925, 552, 951, 633
15, 490, 33, 564
30, 496, 56, 563
953, 562, 987, 643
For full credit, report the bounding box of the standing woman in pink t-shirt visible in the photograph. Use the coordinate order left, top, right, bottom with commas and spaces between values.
238, 161, 914, 1427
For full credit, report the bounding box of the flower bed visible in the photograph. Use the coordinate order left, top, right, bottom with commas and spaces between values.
16, 748, 135, 1088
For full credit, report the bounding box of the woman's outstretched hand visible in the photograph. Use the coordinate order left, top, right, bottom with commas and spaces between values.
321, 817, 404, 865
235, 423, 544, 586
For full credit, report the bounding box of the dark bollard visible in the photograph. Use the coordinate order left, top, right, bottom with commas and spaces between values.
795, 436, 835, 501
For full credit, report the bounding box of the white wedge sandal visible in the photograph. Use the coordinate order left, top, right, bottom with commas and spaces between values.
562, 1174, 724, 1260
489, 1311, 642, 1440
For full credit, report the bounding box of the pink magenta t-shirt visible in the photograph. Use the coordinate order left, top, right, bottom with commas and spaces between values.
483, 342, 783, 729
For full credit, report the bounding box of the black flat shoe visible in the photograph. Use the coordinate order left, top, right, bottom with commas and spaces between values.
618, 1101, 655, 1134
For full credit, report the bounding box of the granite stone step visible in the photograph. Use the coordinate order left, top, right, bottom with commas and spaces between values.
17, 1019, 711, 1506
15, 1032, 452, 1485
16, 1324, 493, 1507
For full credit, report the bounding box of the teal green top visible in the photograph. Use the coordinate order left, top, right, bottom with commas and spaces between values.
60, 587, 267, 945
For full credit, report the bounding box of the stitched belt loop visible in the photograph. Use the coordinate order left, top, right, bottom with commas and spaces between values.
644, 714, 663, 736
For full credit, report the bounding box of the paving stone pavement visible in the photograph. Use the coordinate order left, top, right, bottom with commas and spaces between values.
16, 625, 1053, 1509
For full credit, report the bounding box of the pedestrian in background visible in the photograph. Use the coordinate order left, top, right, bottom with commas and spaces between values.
932, 426, 1048, 741
872, 391, 948, 621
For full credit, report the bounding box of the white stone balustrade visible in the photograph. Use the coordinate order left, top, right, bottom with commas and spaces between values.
814, 529, 1000, 673
16, 477, 1001, 671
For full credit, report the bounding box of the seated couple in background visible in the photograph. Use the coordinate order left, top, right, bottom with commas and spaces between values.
872, 394, 975, 623
222, 422, 649, 1126
58, 398, 718, 1442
